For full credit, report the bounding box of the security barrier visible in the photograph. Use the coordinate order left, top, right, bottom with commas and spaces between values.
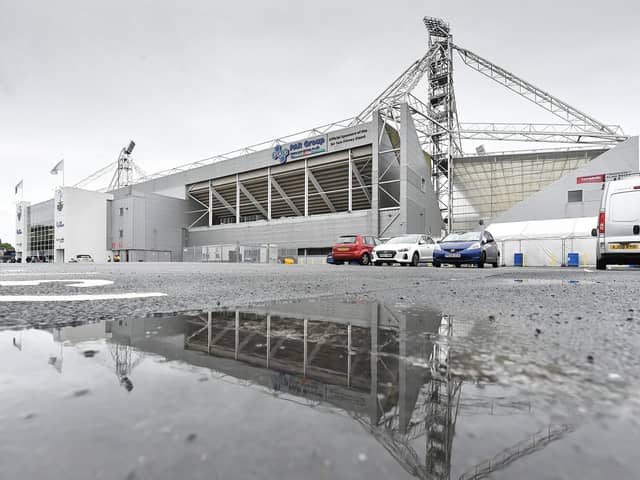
499, 236, 594, 267
182, 244, 328, 264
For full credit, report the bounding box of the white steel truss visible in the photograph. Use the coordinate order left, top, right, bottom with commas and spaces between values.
459, 122, 626, 144
349, 42, 441, 127
137, 118, 354, 183
452, 44, 619, 135
78, 16, 627, 234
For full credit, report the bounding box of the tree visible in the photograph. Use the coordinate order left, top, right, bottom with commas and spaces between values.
0, 242, 15, 252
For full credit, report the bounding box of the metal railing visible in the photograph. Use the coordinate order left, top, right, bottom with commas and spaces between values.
182, 243, 329, 265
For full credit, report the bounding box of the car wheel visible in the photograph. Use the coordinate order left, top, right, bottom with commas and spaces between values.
433, 261, 441, 268
411, 252, 420, 267
596, 257, 607, 270
477, 252, 486, 268
360, 253, 370, 266
334, 260, 343, 265
374, 261, 382, 266
455, 264, 461, 268
400, 263, 407, 267
492, 261, 499, 268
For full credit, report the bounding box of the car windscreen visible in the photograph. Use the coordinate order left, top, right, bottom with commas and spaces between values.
336, 236, 357, 244
386, 235, 420, 244
442, 231, 481, 242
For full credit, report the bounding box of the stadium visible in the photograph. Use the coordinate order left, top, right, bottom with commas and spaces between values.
14, 17, 639, 265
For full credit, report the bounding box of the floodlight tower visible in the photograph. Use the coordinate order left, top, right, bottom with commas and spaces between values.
424, 17, 461, 232
108, 140, 136, 191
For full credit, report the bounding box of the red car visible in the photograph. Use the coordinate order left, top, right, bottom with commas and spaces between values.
331, 234, 380, 265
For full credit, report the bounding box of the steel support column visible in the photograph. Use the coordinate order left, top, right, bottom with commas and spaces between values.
235, 174, 240, 224
347, 323, 352, 387
447, 38, 455, 232
266, 314, 271, 367
208, 181, 213, 227
369, 302, 380, 423
348, 150, 353, 212
303, 318, 308, 377
267, 167, 272, 220
207, 311, 212, 353
371, 110, 381, 236
304, 159, 309, 216
234, 310, 239, 360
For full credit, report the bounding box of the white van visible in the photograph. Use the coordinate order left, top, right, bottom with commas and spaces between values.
592, 175, 640, 269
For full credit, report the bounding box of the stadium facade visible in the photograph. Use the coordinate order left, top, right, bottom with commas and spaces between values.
13, 107, 638, 264
15, 105, 442, 262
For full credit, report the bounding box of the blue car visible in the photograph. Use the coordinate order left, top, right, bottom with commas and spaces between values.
433, 230, 500, 268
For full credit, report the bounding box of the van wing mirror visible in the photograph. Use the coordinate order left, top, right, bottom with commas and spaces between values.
591, 228, 598, 237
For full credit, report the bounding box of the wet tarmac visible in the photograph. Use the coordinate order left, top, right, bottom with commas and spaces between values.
1, 263, 640, 479
2, 295, 640, 480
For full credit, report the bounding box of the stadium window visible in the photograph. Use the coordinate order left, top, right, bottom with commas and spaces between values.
567, 190, 583, 203
119, 207, 124, 216
119, 229, 123, 238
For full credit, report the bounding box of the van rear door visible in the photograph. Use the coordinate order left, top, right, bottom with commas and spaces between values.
605, 185, 640, 252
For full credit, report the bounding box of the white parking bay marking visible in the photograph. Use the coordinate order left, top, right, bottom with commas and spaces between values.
0, 271, 99, 276
0, 292, 167, 302
0, 279, 114, 288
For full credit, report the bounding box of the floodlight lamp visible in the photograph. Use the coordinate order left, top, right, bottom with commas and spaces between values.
423, 16, 450, 37
124, 140, 136, 155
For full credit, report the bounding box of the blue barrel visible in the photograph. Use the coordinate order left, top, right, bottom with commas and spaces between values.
567, 253, 580, 267
514, 253, 524, 267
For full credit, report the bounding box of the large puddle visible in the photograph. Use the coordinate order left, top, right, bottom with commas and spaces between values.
1, 300, 639, 480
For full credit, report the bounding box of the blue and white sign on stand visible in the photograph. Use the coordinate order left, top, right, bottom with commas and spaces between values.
272, 145, 290, 164
272, 134, 327, 164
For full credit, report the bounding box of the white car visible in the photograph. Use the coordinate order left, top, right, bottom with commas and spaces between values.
373, 234, 437, 266
69, 254, 94, 263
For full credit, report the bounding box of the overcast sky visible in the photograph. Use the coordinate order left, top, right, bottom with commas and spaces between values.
1, 0, 638, 244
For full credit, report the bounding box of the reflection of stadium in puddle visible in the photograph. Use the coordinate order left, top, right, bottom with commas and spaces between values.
110, 301, 569, 479
2, 300, 572, 480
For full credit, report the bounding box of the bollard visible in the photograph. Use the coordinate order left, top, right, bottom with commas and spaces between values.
567, 253, 579, 267
514, 253, 524, 267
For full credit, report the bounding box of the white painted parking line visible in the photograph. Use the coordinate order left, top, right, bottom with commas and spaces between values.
0, 272, 99, 276
0, 292, 167, 302
0, 279, 114, 288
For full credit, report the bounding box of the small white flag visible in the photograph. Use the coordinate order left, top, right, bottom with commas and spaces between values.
14, 179, 23, 195
50, 159, 64, 175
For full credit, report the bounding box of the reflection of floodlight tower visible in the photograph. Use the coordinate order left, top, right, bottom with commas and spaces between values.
108, 140, 136, 191
349, 311, 462, 480
109, 342, 144, 392
424, 17, 462, 233
424, 314, 462, 479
